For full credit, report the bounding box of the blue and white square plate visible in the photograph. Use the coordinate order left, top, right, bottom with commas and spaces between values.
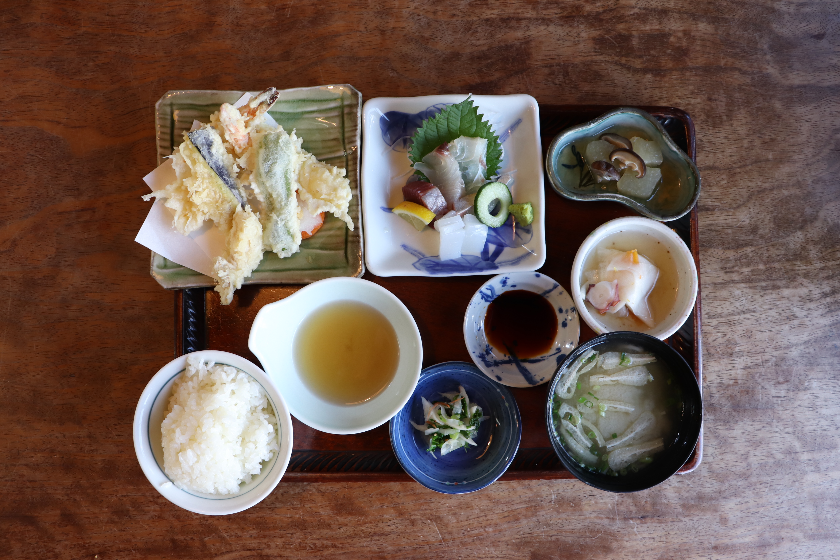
464, 272, 580, 387
361, 94, 545, 277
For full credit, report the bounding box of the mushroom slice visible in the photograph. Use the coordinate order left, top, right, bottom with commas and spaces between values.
600, 133, 633, 150
609, 149, 646, 178
590, 160, 621, 182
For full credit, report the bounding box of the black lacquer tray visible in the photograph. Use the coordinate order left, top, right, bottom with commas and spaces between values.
174, 105, 703, 481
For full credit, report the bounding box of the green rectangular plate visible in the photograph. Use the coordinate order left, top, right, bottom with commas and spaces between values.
150, 86, 364, 289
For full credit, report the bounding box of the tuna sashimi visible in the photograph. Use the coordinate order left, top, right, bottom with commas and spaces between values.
402, 181, 448, 220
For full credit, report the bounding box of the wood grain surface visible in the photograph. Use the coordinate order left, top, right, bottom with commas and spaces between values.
1, 1, 838, 559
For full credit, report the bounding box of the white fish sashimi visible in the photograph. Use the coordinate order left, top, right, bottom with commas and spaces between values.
448, 136, 488, 192
414, 146, 466, 208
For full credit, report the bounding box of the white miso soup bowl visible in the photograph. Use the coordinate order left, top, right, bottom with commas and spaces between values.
249, 277, 423, 435
571, 217, 698, 340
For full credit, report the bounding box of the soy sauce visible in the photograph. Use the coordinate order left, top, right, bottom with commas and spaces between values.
484, 290, 558, 358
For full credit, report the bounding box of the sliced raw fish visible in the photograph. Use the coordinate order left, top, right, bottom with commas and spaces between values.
402, 181, 448, 219
448, 136, 488, 192
461, 214, 488, 254
434, 214, 464, 234
452, 194, 476, 217
413, 145, 465, 208
438, 228, 465, 261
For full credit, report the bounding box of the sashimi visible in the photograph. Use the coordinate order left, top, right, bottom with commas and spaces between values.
413, 145, 465, 207
449, 136, 488, 192
402, 181, 448, 219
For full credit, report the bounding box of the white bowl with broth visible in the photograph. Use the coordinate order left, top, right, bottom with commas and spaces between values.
571, 217, 697, 340
249, 277, 423, 435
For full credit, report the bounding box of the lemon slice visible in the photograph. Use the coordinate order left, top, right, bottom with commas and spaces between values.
393, 201, 436, 231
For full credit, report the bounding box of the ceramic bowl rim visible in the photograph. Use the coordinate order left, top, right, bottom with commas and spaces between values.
545, 332, 702, 492
248, 277, 423, 435
544, 106, 701, 221
570, 216, 698, 340
133, 350, 294, 515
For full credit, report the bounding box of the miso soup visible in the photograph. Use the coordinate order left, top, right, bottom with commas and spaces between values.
551, 342, 683, 476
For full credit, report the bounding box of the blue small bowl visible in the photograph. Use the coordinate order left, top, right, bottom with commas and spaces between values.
389, 362, 522, 494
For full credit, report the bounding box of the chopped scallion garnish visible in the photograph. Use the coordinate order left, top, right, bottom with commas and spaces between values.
612, 433, 618, 439
588, 392, 599, 400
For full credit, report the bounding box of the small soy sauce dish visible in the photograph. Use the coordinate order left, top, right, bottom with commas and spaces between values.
390, 362, 521, 494
546, 332, 702, 492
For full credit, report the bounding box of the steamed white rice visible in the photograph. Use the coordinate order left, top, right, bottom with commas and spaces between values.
161, 355, 279, 494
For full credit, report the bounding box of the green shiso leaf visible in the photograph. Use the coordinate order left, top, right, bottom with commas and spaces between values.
408, 96, 503, 179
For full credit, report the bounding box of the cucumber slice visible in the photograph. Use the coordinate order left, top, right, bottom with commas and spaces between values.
509, 202, 534, 226
474, 182, 512, 228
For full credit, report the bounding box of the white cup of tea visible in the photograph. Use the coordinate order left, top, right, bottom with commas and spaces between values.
249, 277, 423, 435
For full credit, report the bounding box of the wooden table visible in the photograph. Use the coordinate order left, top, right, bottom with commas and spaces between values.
2, 1, 838, 558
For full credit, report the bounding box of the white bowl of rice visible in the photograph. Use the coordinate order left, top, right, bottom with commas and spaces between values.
133, 350, 293, 515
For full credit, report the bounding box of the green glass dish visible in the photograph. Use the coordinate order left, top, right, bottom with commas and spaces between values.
149, 86, 364, 289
